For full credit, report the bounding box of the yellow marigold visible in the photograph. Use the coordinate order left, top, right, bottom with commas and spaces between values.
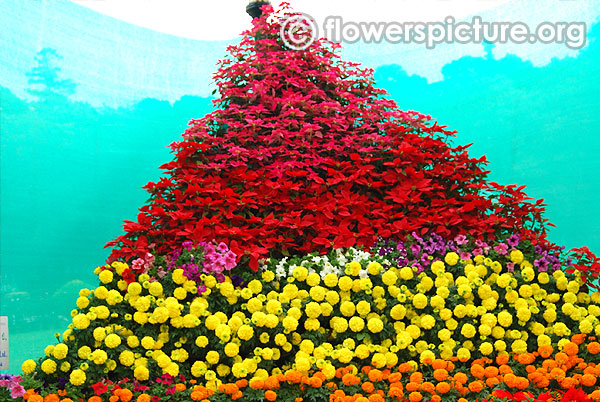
510, 250, 524, 264
69, 369, 86, 386
444, 252, 459, 266
21, 359, 36, 374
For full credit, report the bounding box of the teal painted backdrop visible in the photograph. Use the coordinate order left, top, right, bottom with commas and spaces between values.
1, 0, 599, 373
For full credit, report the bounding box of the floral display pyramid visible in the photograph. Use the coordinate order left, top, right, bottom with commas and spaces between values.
7, 4, 600, 402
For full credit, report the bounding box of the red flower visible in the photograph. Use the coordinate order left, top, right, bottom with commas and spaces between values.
560, 388, 591, 402
90, 382, 108, 395
106, 3, 563, 269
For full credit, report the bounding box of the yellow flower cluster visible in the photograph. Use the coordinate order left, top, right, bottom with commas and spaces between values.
25, 250, 600, 393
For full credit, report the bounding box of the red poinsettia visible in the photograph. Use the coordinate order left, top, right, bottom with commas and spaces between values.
106, 4, 560, 270
559, 388, 592, 402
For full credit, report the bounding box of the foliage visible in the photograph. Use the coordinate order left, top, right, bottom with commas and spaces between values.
106, 5, 554, 271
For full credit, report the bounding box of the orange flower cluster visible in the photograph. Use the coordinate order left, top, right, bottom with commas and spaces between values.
24, 389, 75, 402
17, 333, 600, 402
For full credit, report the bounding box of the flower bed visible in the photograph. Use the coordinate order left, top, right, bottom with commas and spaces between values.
7, 235, 600, 401
5, 5, 600, 402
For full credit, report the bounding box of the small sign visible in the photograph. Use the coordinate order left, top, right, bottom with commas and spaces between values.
0, 316, 8, 370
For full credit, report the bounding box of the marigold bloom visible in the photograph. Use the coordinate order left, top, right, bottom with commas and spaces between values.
361, 382, 374, 393
453, 372, 468, 384
467, 381, 483, 393
582, 373, 597, 387
587, 341, 600, 354
470, 364, 485, 379
564, 342, 579, 356
433, 369, 448, 381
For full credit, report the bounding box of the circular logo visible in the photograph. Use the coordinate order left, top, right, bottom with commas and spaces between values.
280, 13, 318, 50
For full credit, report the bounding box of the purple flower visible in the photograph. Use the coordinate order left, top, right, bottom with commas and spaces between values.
10, 385, 25, 398
411, 232, 423, 244
506, 234, 521, 247
454, 234, 468, 245
459, 251, 471, 261
494, 243, 509, 255
156, 266, 168, 279
410, 244, 421, 256
182, 241, 193, 251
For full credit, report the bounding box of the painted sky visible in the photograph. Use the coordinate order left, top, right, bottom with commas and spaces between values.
1, 0, 599, 107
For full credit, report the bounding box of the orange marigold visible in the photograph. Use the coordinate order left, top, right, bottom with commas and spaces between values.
368, 395, 384, 402
453, 372, 468, 384
564, 342, 579, 357
560, 376, 577, 389
468, 381, 484, 393
433, 369, 448, 382
136, 394, 151, 402
405, 382, 420, 392
250, 378, 265, 390
555, 352, 569, 365
264, 376, 280, 390
517, 353, 536, 365
588, 342, 600, 355
361, 382, 375, 394
538, 345, 553, 358
550, 367, 566, 381
421, 382, 435, 394
342, 374, 357, 386
265, 390, 277, 401
435, 382, 451, 394
431, 359, 447, 370
408, 391, 422, 402
368, 369, 383, 382
311, 377, 323, 388
496, 353, 510, 366
398, 363, 413, 373
582, 373, 598, 387
516, 377, 529, 390
470, 364, 485, 379
388, 387, 403, 399
409, 372, 423, 383
485, 377, 500, 387
504, 373, 518, 388
484, 366, 499, 378
388, 373, 402, 383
